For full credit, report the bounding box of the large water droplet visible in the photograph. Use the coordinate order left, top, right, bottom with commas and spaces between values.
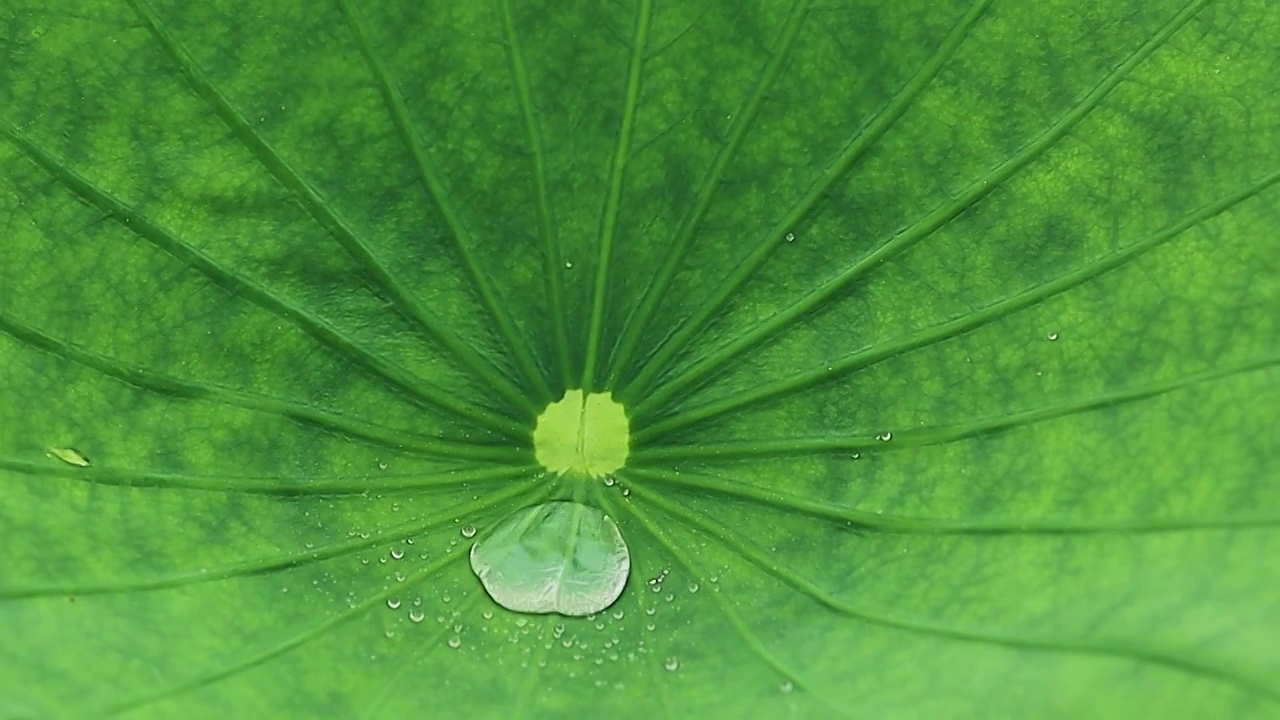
469, 501, 630, 617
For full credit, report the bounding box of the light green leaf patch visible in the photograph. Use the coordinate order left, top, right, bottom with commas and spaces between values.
533, 390, 630, 478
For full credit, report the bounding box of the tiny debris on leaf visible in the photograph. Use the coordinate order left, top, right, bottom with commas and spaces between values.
47, 447, 90, 467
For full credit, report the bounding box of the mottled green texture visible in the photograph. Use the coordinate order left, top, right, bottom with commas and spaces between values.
0, 0, 1277, 718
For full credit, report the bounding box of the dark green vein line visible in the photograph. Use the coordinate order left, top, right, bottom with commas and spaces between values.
604, 0, 812, 390
632, 353, 1280, 461
499, 0, 573, 390
622, 469, 1280, 537
0, 311, 526, 464
585, 483, 677, 719
632, 0, 1213, 419
0, 122, 526, 440
125, 0, 537, 419
635, 167, 1280, 442
335, 0, 553, 407
617, 0, 993, 406
609, 517, 678, 720
98, 551, 471, 718
600, 484, 848, 718
582, 0, 653, 392
0, 480, 543, 601
0, 455, 537, 496
513, 617, 558, 720
634, 486, 1280, 704
357, 592, 486, 720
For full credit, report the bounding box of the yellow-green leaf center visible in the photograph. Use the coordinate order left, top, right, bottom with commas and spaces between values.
533, 389, 629, 478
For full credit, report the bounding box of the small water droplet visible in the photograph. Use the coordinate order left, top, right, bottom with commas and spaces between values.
785, 232, 795, 242
664, 593, 674, 602
384, 628, 395, 639
482, 610, 493, 620
645, 607, 656, 616
565, 261, 573, 269
409, 609, 425, 623
780, 680, 794, 694
621, 488, 630, 497
553, 623, 565, 638
394, 571, 405, 582
461, 524, 476, 538
664, 656, 679, 671
612, 609, 624, 620
447, 635, 462, 649
688, 581, 700, 593
646, 622, 656, 632
877, 432, 892, 442
377, 460, 388, 470
603, 476, 616, 487
390, 548, 404, 560
387, 598, 401, 610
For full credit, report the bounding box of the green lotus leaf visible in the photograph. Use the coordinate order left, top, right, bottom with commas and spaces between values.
1, 0, 1277, 718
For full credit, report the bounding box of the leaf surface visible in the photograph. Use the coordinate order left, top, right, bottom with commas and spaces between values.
1, 1, 1277, 718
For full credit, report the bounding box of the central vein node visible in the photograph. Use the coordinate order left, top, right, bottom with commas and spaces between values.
534, 389, 629, 478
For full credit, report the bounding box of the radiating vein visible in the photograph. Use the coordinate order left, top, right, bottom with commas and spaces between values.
0, 311, 526, 464
499, 0, 573, 390
633, 353, 1280, 461
618, 0, 993, 406
125, 0, 537, 417
635, 486, 1280, 703
622, 552, 678, 718
0, 455, 537, 496
634, 168, 1280, 441
97, 551, 471, 717
583, 485, 678, 719
605, 0, 812, 389
513, 617, 558, 720
357, 593, 486, 720
1, 478, 539, 600
632, 0, 1216, 420
581, 0, 652, 392
600, 484, 848, 717
622, 469, 1280, 537
0, 122, 526, 439
335, 0, 552, 407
